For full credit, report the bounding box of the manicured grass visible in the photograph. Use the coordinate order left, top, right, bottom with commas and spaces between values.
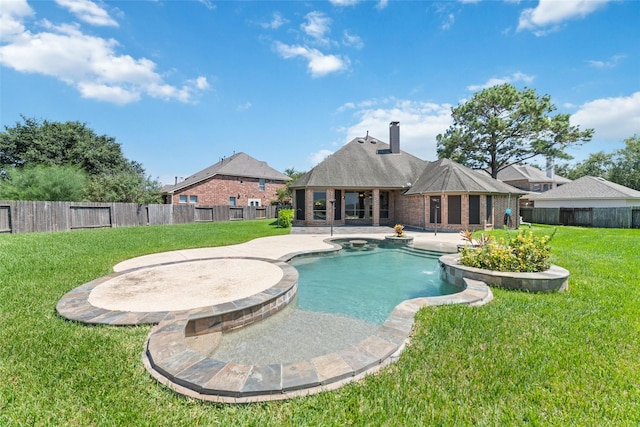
1, 222, 639, 425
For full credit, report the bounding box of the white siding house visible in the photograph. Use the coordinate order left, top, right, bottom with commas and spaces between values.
530, 176, 640, 208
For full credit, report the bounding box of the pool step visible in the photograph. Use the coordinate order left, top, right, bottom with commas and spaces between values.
397, 246, 445, 260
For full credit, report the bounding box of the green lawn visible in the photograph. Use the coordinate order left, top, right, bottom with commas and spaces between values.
1, 222, 639, 426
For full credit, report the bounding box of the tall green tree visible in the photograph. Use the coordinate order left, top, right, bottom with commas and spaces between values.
0, 116, 132, 176
0, 165, 87, 201
609, 135, 640, 190
84, 172, 162, 204
275, 167, 307, 205
556, 151, 613, 180
437, 84, 593, 178
0, 116, 161, 202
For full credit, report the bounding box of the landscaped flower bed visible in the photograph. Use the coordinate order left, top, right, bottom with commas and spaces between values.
443, 229, 569, 292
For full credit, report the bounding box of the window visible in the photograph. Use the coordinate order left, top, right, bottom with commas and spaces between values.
295, 190, 306, 220
469, 195, 480, 224
229, 197, 236, 206
345, 191, 366, 219
448, 195, 461, 224
380, 191, 389, 219
259, 178, 265, 191
189, 195, 198, 204
486, 195, 492, 223
248, 199, 261, 207
430, 196, 441, 224
179, 195, 188, 204
313, 191, 326, 220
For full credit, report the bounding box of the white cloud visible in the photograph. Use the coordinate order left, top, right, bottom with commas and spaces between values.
260, 12, 288, 30
586, 54, 626, 69
467, 72, 534, 91
301, 11, 332, 44
337, 98, 454, 161
441, 13, 455, 30
342, 30, 363, 49
518, 0, 612, 34
236, 101, 252, 112
0, 0, 34, 42
197, 0, 216, 11
309, 149, 334, 166
0, 8, 209, 104
329, 0, 360, 6
375, 0, 389, 10
571, 92, 640, 141
55, 0, 118, 27
273, 42, 349, 77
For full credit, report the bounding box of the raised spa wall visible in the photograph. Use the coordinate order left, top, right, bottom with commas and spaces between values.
439, 253, 569, 293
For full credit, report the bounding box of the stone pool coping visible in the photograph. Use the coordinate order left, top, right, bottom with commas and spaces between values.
143, 275, 492, 403
56, 257, 299, 327
142, 238, 494, 403
55, 232, 493, 403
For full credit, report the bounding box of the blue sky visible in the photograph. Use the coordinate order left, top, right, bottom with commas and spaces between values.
1, 0, 638, 185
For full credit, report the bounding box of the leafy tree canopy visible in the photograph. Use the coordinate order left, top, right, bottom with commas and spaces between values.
437, 84, 593, 178
0, 115, 162, 202
0, 165, 87, 201
84, 172, 162, 204
608, 135, 640, 191
0, 115, 137, 177
555, 151, 613, 181
275, 167, 307, 205
554, 135, 640, 190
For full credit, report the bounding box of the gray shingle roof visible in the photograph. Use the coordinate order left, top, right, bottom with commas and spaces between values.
289, 136, 428, 189
496, 164, 571, 184
165, 152, 290, 193
405, 158, 524, 195
529, 176, 640, 200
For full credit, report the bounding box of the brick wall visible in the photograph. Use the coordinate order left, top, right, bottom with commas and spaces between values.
171, 175, 287, 206
396, 193, 520, 231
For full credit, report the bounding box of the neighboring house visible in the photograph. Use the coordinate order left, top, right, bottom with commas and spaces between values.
528, 176, 640, 208
162, 152, 290, 207
290, 122, 523, 231
496, 163, 571, 193
496, 163, 571, 208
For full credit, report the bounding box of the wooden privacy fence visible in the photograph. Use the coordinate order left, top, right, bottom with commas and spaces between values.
0, 200, 277, 234
520, 207, 640, 229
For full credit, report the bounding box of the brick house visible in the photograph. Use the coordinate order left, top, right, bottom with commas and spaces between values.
162, 152, 290, 207
289, 122, 524, 231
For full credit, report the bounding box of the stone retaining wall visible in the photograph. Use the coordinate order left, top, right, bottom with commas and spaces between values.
439, 253, 569, 292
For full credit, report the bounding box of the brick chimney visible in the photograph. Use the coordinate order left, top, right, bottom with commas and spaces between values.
390, 121, 400, 154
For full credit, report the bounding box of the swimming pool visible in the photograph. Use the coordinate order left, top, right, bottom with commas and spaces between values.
208, 242, 458, 365
292, 244, 458, 324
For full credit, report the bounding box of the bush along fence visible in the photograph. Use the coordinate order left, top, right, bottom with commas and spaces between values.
0, 200, 279, 234
520, 207, 640, 229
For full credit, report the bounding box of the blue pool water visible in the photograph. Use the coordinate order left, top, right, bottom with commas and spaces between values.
291, 245, 458, 325
208, 244, 459, 364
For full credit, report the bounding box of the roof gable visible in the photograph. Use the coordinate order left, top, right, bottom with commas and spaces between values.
290, 136, 428, 189
405, 158, 524, 195
530, 176, 640, 200
497, 164, 571, 184
166, 152, 290, 193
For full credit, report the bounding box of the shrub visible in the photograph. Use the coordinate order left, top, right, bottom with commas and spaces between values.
278, 209, 294, 228
459, 230, 551, 272
393, 224, 406, 237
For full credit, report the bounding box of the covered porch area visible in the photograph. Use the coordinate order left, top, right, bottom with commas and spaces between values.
292, 188, 398, 227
